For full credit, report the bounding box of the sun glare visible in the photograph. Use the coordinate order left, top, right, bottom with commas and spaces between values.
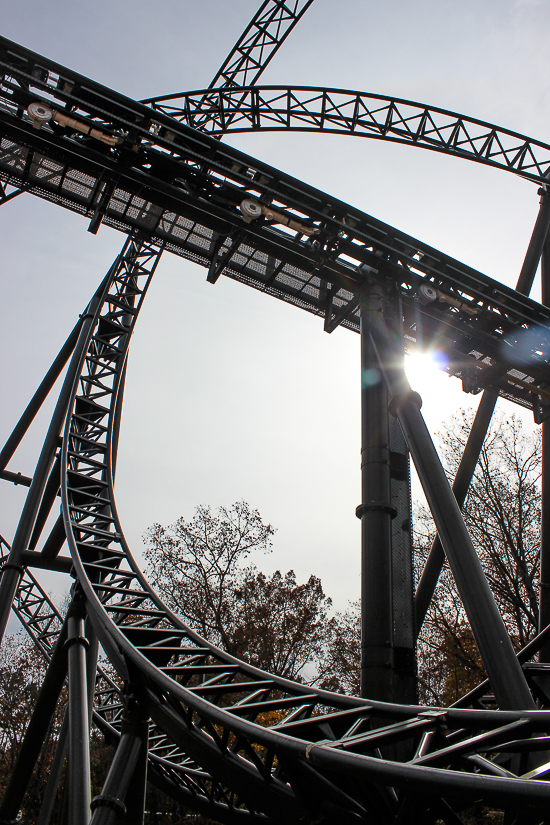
404, 350, 446, 385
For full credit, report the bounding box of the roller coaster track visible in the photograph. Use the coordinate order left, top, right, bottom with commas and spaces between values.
45, 229, 550, 821
4, 232, 546, 822
144, 85, 550, 186
7, 226, 550, 822
2, 5, 550, 821
0, 507, 276, 823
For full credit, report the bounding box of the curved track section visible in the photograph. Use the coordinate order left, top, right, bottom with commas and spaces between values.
144, 85, 550, 185
0, 537, 269, 822
56, 239, 550, 823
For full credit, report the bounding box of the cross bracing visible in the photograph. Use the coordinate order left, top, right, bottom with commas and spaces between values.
1, 36, 549, 418
1, 3, 550, 822
144, 85, 550, 186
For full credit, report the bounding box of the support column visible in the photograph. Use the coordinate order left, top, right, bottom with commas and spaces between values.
358, 290, 395, 701
540, 223, 550, 662
66, 596, 91, 824
90, 691, 149, 825
368, 308, 535, 710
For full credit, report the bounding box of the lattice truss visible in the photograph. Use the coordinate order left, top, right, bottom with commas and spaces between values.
147, 86, 550, 184
1, 3, 550, 824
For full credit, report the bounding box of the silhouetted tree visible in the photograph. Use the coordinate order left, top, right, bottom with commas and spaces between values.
415, 411, 540, 704
318, 600, 360, 695
143, 501, 332, 681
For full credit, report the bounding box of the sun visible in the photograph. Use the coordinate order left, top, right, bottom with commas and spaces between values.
404, 349, 447, 385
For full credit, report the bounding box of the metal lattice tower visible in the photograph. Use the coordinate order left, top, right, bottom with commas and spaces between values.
1, 2, 550, 822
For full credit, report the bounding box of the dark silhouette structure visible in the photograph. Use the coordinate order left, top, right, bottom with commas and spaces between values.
1, 2, 550, 821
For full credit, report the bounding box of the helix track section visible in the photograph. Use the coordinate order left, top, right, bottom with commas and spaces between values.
49, 234, 550, 823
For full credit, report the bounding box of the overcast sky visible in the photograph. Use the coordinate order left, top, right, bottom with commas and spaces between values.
2, 0, 549, 629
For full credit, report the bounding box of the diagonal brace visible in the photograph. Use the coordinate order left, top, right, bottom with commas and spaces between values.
367, 305, 535, 710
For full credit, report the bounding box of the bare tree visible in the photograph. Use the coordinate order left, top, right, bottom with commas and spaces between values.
143, 501, 332, 680
318, 601, 360, 695
415, 411, 540, 704
232, 569, 332, 680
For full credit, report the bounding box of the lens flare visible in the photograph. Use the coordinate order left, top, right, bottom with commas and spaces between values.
405, 350, 447, 383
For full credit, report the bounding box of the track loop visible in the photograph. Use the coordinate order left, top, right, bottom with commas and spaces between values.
53, 239, 550, 823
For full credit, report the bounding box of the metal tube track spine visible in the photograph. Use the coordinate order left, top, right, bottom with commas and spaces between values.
367, 306, 535, 711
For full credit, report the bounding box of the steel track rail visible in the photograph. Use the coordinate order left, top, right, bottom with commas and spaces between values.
3, 29, 550, 823
50, 229, 550, 823
1, 36, 550, 420
143, 85, 550, 186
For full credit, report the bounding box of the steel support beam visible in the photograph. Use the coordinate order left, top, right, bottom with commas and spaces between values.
515, 189, 550, 295
414, 390, 498, 632
40, 513, 67, 561
540, 221, 550, 663
358, 293, 395, 701
19, 548, 72, 573
28, 454, 61, 551
90, 694, 149, 825
119, 693, 149, 825
367, 305, 535, 711
66, 600, 92, 824
0, 318, 83, 474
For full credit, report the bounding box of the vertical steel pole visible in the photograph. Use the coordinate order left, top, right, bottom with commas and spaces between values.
358, 291, 395, 701
120, 692, 149, 825
90, 693, 149, 825
540, 222, 550, 662
66, 600, 91, 824
368, 308, 535, 710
